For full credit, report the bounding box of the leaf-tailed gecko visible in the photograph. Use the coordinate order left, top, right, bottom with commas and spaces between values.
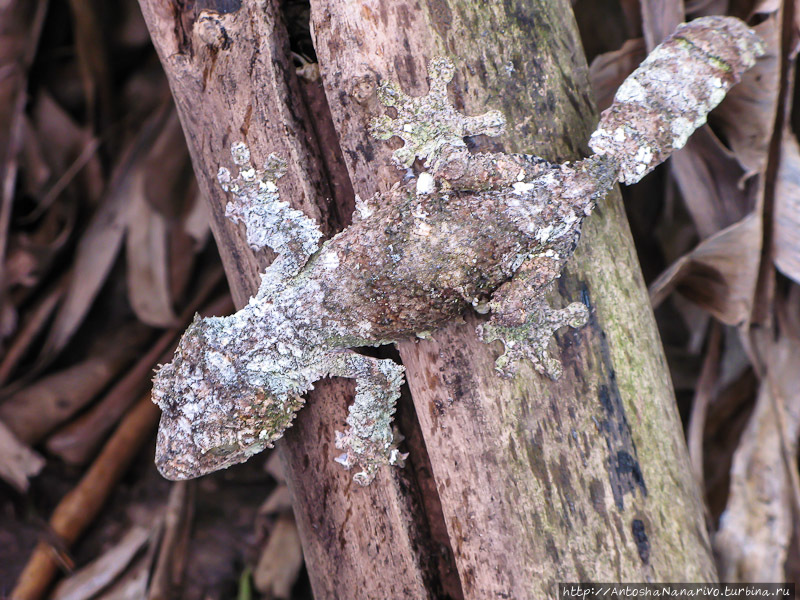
151, 17, 763, 485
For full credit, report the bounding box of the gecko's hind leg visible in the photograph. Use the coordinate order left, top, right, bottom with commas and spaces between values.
320, 351, 408, 486
478, 250, 589, 380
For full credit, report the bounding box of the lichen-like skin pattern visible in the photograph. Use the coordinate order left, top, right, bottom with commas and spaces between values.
152, 16, 763, 485
589, 16, 765, 184
369, 57, 506, 169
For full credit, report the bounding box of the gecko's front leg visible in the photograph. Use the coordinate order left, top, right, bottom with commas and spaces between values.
478, 250, 589, 380
319, 351, 407, 486
217, 142, 323, 298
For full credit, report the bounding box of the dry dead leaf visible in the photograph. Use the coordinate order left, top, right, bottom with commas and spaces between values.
0, 0, 49, 334
0, 324, 144, 443
32, 91, 104, 207
0, 419, 45, 492
0, 276, 65, 385
126, 170, 178, 328
95, 554, 152, 600
253, 513, 304, 599
714, 328, 800, 581
751, 0, 781, 15
650, 212, 761, 325
19, 116, 51, 198
51, 525, 152, 600
710, 14, 780, 182
639, 0, 683, 50
259, 485, 292, 517
148, 481, 193, 600
66, 0, 112, 133
40, 106, 170, 359
670, 126, 753, 238
685, 1, 729, 16
774, 130, 800, 284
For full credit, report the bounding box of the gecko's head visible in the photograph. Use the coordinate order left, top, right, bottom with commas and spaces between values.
151, 314, 304, 480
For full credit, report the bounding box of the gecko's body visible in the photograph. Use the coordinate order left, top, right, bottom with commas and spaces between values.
152, 17, 763, 485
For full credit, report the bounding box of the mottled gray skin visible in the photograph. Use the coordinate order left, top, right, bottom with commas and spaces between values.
152, 17, 763, 485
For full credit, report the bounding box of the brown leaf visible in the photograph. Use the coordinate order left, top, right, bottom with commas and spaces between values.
94, 554, 152, 600
125, 109, 196, 327
147, 481, 193, 600
588, 38, 646, 112
639, 0, 683, 50
774, 130, 800, 284
41, 107, 170, 359
0, 275, 65, 385
141, 111, 192, 218
67, 0, 112, 132
650, 213, 761, 325
19, 116, 51, 198
710, 15, 781, 181
714, 329, 800, 581
685, 1, 730, 16
258, 485, 292, 517
751, 0, 782, 15
51, 526, 152, 600
252, 513, 304, 599
671, 126, 753, 238
126, 170, 178, 328
0, 324, 143, 443
32, 91, 104, 206
0, 419, 45, 492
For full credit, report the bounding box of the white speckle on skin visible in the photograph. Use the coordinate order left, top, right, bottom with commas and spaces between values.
416, 172, 435, 195
614, 127, 626, 142
321, 251, 340, 270
182, 402, 201, 420
512, 181, 535, 194
355, 194, 374, 219
615, 77, 647, 103
537, 224, 554, 243
207, 351, 236, 382
415, 221, 432, 236
671, 117, 694, 149
635, 145, 653, 166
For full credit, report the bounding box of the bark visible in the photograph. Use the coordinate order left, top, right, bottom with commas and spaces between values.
136, 2, 447, 598
138, 0, 716, 598
310, 0, 716, 596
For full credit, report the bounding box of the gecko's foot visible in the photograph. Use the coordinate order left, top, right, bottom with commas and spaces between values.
321, 352, 408, 486
217, 142, 322, 260
478, 301, 588, 380
334, 427, 408, 486
369, 57, 505, 169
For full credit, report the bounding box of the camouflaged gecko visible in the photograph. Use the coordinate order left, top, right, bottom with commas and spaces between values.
152, 17, 763, 485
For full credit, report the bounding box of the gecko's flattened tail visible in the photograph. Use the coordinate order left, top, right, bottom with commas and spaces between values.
589, 16, 765, 185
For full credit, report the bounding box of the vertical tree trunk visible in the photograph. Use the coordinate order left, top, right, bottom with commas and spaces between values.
310, 1, 716, 596
138, 0, 717, 597
136, 2, 448, 597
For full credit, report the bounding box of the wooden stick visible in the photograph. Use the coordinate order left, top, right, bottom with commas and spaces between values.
11, 392, 159, 600
136, 1, 441, 596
